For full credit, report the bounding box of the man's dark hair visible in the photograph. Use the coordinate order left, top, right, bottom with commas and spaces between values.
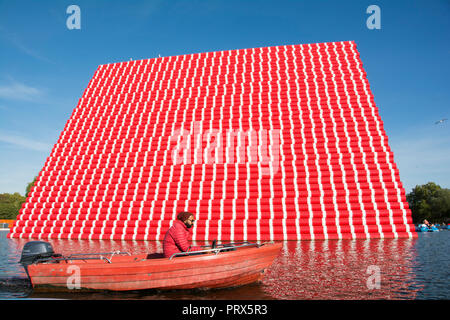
177, 211, 193, 222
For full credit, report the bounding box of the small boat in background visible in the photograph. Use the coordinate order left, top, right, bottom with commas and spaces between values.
19, 240, 282, 292
415, 225, 439, 232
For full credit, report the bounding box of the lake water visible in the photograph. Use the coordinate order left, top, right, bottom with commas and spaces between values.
0, 230, 448, 300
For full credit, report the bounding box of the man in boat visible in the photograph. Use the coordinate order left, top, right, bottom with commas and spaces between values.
163, 211, 202, 258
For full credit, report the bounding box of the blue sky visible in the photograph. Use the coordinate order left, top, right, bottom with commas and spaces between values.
0, 0, 449, 195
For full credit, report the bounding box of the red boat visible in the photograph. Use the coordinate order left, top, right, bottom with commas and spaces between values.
20, 241, 282, 291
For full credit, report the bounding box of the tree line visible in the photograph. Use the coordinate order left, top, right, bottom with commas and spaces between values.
406, 182, 450, 225
1, 178, 449, 225
0, 177, 36, 220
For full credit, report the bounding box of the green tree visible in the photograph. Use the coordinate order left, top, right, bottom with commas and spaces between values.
0, 176, 37, 220
0, 192, 26, 219
429, 188, 450, 222
25, 176, 38, 197
406, 182, 450, 224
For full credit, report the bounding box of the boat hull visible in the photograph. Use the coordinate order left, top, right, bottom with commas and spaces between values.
27, 242, 282, 292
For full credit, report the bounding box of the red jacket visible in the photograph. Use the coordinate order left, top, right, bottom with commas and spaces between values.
163, 220, 202, 258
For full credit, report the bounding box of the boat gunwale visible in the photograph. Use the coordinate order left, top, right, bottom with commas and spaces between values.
28, 242, 281, 269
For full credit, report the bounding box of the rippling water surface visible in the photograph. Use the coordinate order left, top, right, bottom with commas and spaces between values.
0, 230, 448, 299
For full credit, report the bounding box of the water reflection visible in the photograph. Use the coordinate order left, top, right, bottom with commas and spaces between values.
262, 238, 423, 299
1, 231, 449, 299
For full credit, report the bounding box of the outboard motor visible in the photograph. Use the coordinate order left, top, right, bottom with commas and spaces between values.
20, 241, 57, 269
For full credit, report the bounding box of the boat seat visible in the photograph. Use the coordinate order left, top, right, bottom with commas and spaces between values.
146, 253, 164, 259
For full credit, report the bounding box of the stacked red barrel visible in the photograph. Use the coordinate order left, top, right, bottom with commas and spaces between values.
8, 41, 416, 241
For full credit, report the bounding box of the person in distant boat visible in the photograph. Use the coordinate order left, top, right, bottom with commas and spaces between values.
163, 211, 202, 258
